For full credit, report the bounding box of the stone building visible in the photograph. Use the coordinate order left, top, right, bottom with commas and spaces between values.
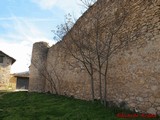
0, 51, 16, 90
29, 0, 160, 115
10, 72, 29, 90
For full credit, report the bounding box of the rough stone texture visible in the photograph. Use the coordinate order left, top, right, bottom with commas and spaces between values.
29, 42, 49, 92
29, 0, 160, 114
0, 54, 13, 90
157, 107, 160, 111
9, 75, 17, 90
147, 108, 157, 115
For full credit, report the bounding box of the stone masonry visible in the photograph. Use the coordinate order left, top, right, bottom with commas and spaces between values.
0, 51, 16, 90
29, 0, 160, 115
29, 42, 49, 92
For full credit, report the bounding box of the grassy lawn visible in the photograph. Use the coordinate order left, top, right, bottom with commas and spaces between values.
0, 92, 159, 120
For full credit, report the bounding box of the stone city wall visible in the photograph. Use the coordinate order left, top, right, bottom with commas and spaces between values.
29, 0, 160, 114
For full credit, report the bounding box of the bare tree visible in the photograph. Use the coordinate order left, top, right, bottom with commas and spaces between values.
31, 60, 57, 94
53, 14, 96, 101
53, 0, 146, 105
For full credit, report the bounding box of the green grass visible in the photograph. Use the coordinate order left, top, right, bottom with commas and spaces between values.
0, 92, 159, 120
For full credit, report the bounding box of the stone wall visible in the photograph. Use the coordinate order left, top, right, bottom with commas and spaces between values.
29, 0, 160, 114
0, 56, 12, 90
9, 75, 17, 90
29, 42, 49, 92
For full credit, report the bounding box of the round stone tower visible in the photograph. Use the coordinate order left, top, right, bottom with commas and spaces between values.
29, 42, 49, 92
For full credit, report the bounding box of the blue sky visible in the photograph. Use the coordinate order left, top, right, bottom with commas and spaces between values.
0, 0, 86, 73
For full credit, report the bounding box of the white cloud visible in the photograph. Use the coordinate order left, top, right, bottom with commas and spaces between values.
8, 16, 55, 44
0, 16, 55, 73
55, 0, 96, 18
56, 0, 85, 18
0, 17, 56, 22
31, 0, 57, 10
31, 0, 86, 18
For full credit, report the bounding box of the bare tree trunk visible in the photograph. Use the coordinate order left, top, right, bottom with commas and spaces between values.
98, 65, 103, 103
90, 73, 95, 101
104, 58, 109, 107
